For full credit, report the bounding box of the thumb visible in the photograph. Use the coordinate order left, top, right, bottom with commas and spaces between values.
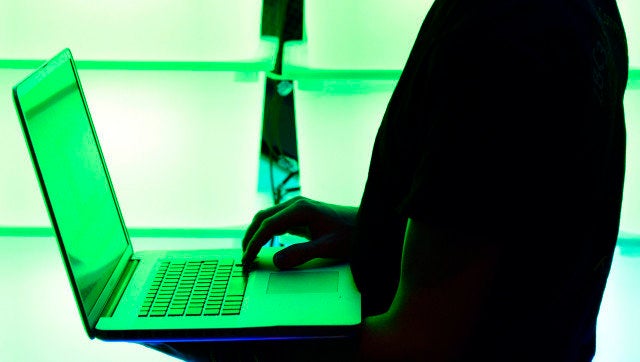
273, 242, 321, 269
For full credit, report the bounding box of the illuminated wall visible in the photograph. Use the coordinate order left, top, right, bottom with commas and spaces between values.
0, 1, 275, 231
1, 0, 639, 234
618, 0, 640, 235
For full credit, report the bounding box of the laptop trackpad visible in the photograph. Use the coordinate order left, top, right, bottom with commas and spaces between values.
266, 271, 339, 294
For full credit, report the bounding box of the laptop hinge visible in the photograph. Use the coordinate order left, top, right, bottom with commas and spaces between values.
100, 259, 140, 318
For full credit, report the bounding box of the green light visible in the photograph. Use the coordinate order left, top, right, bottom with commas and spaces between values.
294, 79, 397, 206
0, 0, 264, 61
1, 35, 277, 230
628, 70, 640, 90
621, 88, 640, 234
0, 37, 278, 72
0, 226, 246, 238
618, 0, 640, 68
304, 0, 433, 69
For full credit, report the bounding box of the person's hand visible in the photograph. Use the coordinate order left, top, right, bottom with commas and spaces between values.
241, 196, 358, 269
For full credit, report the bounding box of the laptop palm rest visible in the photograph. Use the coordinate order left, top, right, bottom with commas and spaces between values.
266, 271, 339, 294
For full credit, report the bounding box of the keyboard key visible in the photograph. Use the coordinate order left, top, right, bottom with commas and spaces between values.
225, 295, 244, 302
204, 308, 221, 316
221, 308, 240, 315
227, 278, 246, 296
206, 303, 223, 309
223, 304, 242, 311
186, 307, 203, 316
150, 309, 167, 317
168, 308, 185, 316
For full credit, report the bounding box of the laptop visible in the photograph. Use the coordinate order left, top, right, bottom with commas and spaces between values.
12, 48, 361, 342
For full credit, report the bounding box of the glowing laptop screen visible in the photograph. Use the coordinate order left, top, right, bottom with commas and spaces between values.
15, 51, 129, 316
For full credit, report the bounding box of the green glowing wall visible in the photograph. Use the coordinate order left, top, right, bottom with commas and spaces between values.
1, 0, 639, 235
0, 1, 272, 232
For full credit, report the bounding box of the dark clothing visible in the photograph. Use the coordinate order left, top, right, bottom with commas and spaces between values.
351, 0, 628, 360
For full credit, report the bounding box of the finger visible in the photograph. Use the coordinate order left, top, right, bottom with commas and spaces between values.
241, 197, 302, 251
242, 199, 315, 265
272, 233, 335, 269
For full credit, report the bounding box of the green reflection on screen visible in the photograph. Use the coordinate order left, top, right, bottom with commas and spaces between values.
18, 57, 127, 313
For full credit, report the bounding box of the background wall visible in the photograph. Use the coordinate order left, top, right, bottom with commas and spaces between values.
1, 0, 639, 234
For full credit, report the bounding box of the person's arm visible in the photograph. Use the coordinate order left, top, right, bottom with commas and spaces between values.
359, 218, 500, 361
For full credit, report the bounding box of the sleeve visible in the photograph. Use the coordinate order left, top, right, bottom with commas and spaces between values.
399, 14, 578, 237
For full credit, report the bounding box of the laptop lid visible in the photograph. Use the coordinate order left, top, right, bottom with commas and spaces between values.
13, 49, 133, 338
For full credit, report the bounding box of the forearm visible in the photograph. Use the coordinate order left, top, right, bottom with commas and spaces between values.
359, 312, 405, 361
358, 293, 439, 361
356, 237, 499, 361
358, 290, 474, 361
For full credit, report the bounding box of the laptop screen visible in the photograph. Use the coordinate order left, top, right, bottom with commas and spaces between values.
15, 50, 129, 316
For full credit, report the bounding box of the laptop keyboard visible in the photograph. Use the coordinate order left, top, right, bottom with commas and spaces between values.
138, 259, 247, 318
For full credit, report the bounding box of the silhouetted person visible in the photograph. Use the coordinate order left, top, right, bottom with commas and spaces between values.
154, 0, 629, 360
